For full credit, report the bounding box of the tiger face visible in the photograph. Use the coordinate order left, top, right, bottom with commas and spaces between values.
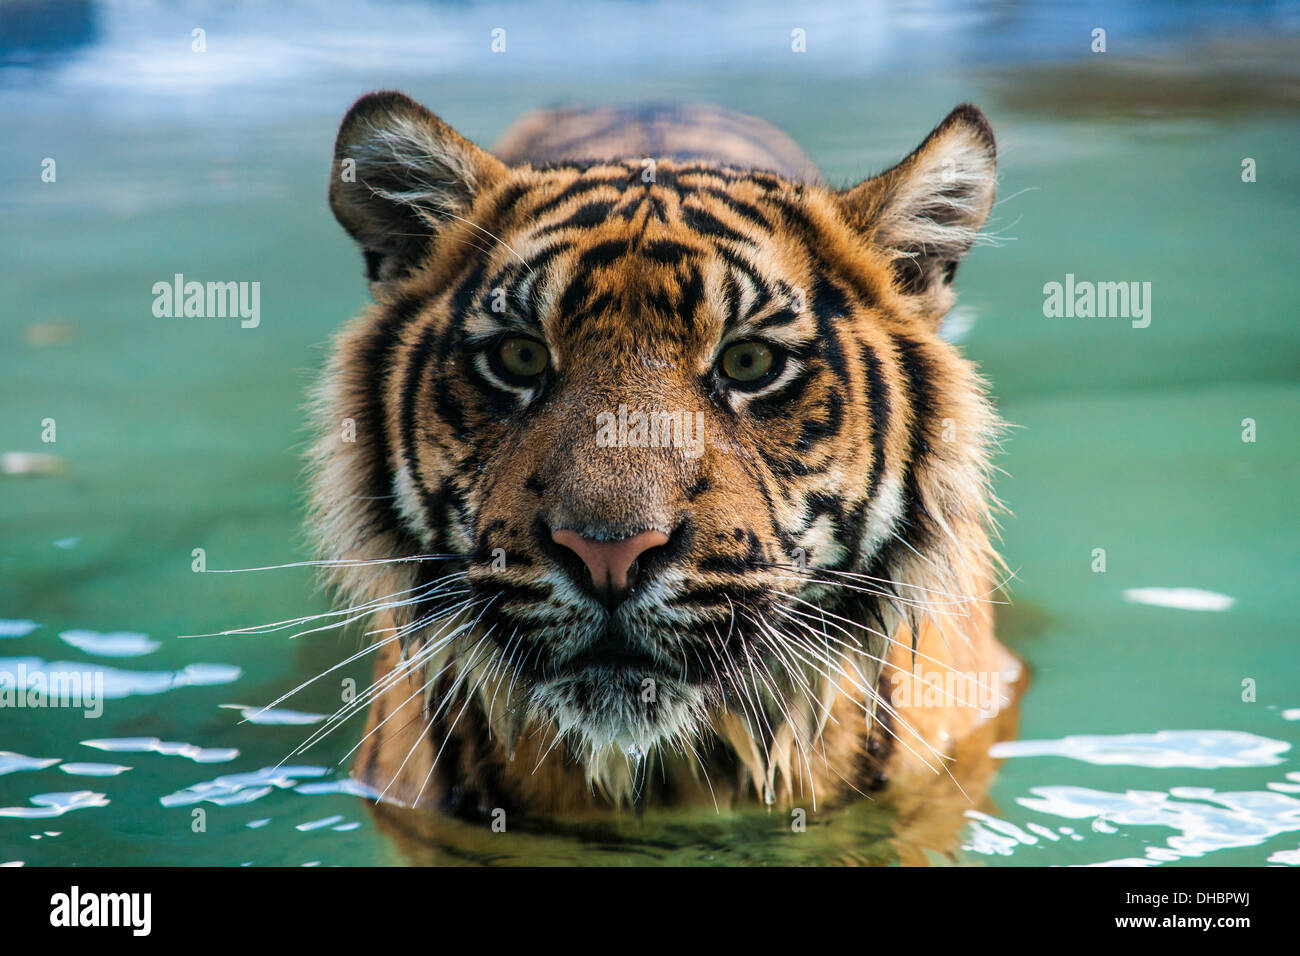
312, 93, 1003, 805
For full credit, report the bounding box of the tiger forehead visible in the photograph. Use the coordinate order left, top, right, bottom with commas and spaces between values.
467, 161, 818, 342
518, 158, 799, 220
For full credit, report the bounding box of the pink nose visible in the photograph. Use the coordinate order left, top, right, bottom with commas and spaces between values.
551, 528, 669, 603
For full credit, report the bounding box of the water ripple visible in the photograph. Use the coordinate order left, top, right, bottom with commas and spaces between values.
159, 766, 329, 808
296, 814, 344, 832
0, 790, 110, 819
1017, 784, 1300, 865
0, 620, 39, 639
58, 630, 160, 658
58, 762, 131, 777
1123, 587, 1236, 612
220, 703, 327, 725
83, 737, 238, 763
0, 656, 241, 698
294, 778, 378, 799
991, 729, 1289, 769
1268, 845, 1300, 865
0, 751, 60, 775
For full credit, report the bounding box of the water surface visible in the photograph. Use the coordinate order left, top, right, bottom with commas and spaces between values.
2, 0, 1298, 866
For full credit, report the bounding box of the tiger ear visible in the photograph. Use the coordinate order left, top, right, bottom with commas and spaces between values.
329, 91, 507, 295
838, 104, 996, 324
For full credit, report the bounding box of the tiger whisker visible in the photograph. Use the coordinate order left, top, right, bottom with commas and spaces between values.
178, 572, 467, 639
241, 632, 401, 726
412, 630, 499, 808
374, 630, 494, 806
276, 596, 485, 764
336, 619, 481, 766
756, 561, 1006, 606
201, 554, 468, 573
769, 608, 980, 802
748, 636, 820, 807
776, 597, 1008, 705
441, 213, 535, 274
775, 603, 997, 712
765, 574, 976, 615
768, 625, 950, 779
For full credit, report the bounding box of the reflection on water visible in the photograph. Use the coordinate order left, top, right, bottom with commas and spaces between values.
58, 629, 160, 657
0, 655, 241, 698
991, 729, 1290, 769
2, 722, 1300, 865
0, 790, 110, 820
972, 776, 1300, 866
0, 752, 60, 776
2, 0, 1299, 866
1121, 588, 1237, 612
83, 737, 239, 763
219, 704, 328, 726
969, 723, 1300, 864
58, 762, 131, 776
159, 766, 331, 808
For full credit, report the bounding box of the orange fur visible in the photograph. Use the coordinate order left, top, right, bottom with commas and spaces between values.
311, 93, 1022, 826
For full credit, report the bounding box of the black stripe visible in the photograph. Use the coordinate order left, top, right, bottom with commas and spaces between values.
891, 335, 939, 550
699, 554, 753, 573
362, 292, 431, 543
399, 269, 484, 541
556, 274, 591, 333
767, 195, 879, 308
860, 341, 892, 504
753, 307, 800, 330
556, 273, 590, 319
723, 271, 742, 327
641, 239, 697, 265
530, 176, 629, 218
677, 265, 704, 328
685, 475, 710, 500
536, 199, 616, 234
645, 286, 674, 319
520, 240, 570, 276
682, 202, 749, 244
697, 186, 772, 231
810, 276, 851, 385
493, 580, 558, 609
577, 239, 629, 270
715, 246, 773, 315
801, 491, 845, 540
794, 388, 844, 452
747, 366, 817, 422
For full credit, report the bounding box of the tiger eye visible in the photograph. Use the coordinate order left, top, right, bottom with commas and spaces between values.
497, 337, 549, 378
719, 341, 774, 383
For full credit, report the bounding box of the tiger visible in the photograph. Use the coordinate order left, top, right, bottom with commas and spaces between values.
308, 92, 1024, 822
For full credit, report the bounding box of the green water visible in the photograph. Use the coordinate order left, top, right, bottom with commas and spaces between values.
2, 17, 1299, 865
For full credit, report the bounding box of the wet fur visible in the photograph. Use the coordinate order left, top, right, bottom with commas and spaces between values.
310, 94, 1021, 816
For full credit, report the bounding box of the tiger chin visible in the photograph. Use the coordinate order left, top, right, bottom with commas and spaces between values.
307, 92, 1025, 822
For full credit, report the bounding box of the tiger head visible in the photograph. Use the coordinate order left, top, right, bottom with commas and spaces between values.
311, 92, 1001, 801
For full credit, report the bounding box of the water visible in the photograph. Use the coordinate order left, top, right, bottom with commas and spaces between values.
2, 0, 1299, 866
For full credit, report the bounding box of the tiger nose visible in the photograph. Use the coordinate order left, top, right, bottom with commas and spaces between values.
550, 528, 669, 608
